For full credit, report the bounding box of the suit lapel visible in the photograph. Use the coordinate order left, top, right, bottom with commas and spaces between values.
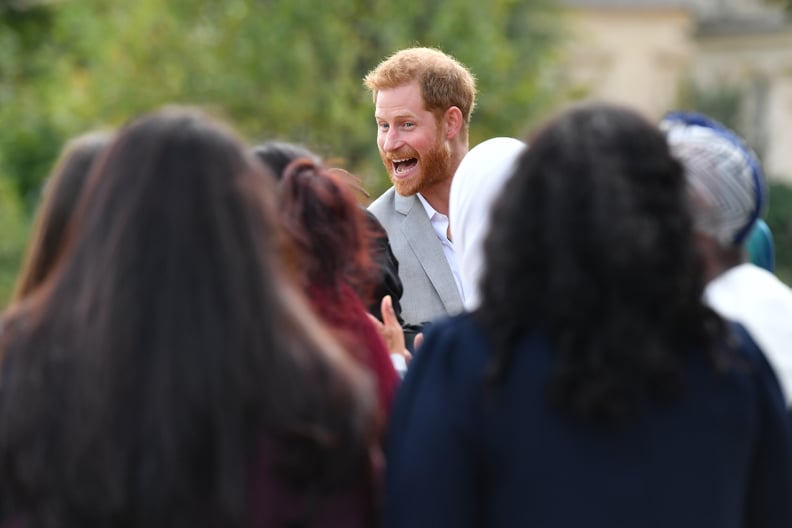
396, 193, 464, 313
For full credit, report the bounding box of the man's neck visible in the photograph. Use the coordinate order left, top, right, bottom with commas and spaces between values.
418, 181, 452, 216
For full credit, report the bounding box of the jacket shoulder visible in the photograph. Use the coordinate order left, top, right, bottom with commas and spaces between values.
368, 187, 397, 216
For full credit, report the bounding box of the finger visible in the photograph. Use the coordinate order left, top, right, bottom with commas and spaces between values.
381, 295, 399, 328
413, 332, 424, 351
366, 313, 385, 333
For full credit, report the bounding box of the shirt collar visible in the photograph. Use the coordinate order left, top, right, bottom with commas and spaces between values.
416, 192, 440, 220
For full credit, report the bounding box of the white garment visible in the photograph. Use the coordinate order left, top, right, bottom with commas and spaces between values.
416, 193, 466, 301
705, 263, 792, 406
448, 137, 525, 310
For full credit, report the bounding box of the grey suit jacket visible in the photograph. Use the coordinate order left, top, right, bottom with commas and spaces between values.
368, 187, 464, 326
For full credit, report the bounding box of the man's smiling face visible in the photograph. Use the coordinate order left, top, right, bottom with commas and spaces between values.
375, 81, 452, 196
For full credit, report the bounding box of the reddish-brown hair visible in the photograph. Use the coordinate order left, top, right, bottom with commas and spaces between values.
363, 47, 477, 126
278, 159, 376, 305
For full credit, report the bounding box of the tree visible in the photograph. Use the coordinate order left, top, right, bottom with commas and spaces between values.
0, 0, 566, 304
0, 0, 63, 205
0, 0, 563, 199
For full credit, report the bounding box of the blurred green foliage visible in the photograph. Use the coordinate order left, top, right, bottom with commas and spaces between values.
0, 0, 563, 201
0, 0, 566, 306
0, 176, 28, 304
766, 182, 792, 285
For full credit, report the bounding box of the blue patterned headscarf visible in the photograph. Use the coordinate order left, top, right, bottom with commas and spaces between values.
660, 112, 766, 247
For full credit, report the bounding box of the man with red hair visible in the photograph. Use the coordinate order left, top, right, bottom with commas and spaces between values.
364, 47, 476, 329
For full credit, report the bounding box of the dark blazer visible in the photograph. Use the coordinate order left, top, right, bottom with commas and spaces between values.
364, 209, 421, 352
368, 188, 463, 327
385, 314, 792, 528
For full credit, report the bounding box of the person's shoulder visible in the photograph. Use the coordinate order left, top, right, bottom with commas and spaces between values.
395, 313, 490, 414
369, 188, 421, 232
367, 187, 397, 214
714, 263, 792, 297
424, 312, 482, 338
709, 263, 792, 324
723, 321, 787, 398
414, 313, 491, 369
726, 320, 766, 361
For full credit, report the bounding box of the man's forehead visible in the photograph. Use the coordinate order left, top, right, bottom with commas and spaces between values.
374, 107, 420, 120
375, 82, 425, 107
374, 84, 428, 119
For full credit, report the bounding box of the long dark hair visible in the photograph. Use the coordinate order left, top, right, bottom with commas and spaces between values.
0, 107, 375, 527
252, 141, 322, 182
478, 103, 726, 425
11, 131, 112, 302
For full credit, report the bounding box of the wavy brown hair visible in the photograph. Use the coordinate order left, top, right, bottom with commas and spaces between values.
477, 103, 727, 425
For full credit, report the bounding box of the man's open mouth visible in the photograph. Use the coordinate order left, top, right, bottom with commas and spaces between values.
392, 158, 418, 175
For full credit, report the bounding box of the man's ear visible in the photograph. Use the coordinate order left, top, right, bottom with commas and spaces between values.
444, 106, 464, 140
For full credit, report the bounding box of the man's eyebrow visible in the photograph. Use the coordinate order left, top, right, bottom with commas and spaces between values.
375, 112, 417, 121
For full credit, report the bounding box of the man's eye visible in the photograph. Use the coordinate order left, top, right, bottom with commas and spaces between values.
378, 122, 389, 131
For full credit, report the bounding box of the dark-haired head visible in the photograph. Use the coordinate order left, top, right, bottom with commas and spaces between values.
0, 106, 374, 527
252, 141, 322, 182
478, 103, 725, 425
11, 130, 113, 303
252, 140, 399, 325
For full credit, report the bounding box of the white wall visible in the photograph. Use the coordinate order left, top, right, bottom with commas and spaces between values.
561, 6, 792, 183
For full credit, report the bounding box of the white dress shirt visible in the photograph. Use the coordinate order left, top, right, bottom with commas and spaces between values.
416, 193, 467, 302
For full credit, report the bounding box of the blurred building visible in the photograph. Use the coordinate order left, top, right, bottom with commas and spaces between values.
560, 0, 792, 182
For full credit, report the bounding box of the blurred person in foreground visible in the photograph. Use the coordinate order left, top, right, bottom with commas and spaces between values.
0, 107, 379, 528
275, 155, 402, 422
11, 130, 113, 303
662, 111, 792, 408
364, 47, 476, 328
253, 141, 412, 374
384, 103, 792, 528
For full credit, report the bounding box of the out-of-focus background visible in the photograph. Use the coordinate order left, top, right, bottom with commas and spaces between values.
1, 0, 791, 303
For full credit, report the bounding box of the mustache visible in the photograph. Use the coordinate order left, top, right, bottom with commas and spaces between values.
383, 148, 419, 162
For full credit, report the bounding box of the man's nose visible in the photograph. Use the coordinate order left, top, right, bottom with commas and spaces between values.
381, 128, 402, 152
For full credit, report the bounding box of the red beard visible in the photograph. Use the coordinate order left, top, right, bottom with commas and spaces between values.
382, 136, 452, 196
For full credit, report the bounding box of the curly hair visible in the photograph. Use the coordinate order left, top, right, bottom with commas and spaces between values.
477, 103, 727, 425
